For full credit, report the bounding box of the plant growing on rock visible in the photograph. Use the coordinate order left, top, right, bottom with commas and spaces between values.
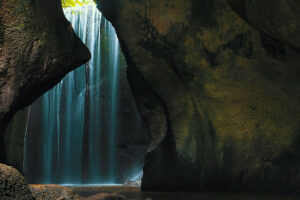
61, 0, 92, 8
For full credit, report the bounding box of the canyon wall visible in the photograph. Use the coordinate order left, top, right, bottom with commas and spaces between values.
0, 0, 300, 193
97, 0, 300, 192
0, 0, 90, 161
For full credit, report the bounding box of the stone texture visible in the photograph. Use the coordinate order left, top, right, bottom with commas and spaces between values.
97, 0, 300, 193
0, 0, 300, 194
227, 0, 300, 50
0, 163, 34, 200
3, 108, 29, 171
30, 185, 80, 200
2, 1, 148, 184
0, 0, 90, 135
83, 192, 127, 200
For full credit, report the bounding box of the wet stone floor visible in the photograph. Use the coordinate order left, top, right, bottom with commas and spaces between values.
69, 186, 300, 200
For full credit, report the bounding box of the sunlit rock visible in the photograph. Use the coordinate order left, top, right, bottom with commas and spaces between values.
29, 184, 80, 200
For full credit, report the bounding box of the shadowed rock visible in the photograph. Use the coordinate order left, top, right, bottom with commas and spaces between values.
0, 0, 300, 194
0, 0, 91, 134
0, 163, 34, 200
97, 0, 300, 193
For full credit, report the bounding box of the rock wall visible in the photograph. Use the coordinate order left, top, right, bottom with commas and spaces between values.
3, 108, 29, 171
0, 0, 90, 161
97, 0, 300, 193
0, 0, 300, 194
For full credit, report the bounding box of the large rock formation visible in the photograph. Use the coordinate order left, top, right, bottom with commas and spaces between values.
227, 0, 300, 51
97, 0, 300, 193
0, 0, 300, 194
0, 0, 90, 160
0, 163, 34, 200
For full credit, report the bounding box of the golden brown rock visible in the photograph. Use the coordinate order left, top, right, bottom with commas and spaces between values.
30, 185, 80, 200
98, 0, 300, 193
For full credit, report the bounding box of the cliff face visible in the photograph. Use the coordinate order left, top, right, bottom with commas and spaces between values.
227, 0, 300, 50
0, 0, 90, 162
0, 0, 300, 193
0, 0, 90, 132
97, 0, 300, 192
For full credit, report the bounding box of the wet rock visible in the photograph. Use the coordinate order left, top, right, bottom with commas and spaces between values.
83, 192, 127, 200
29, 184, 80, 200
0, 163, 34, 200
124, 173, 142, 187
124, 180, 142, 187
2, 108, 29, 172
125, 179, 142, 187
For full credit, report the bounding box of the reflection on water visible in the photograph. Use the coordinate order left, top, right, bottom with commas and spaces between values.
71, 186, 299, 200
123, 192, 299, 200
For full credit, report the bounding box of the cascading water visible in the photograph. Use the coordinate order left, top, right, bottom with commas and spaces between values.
22, 2, 148, 185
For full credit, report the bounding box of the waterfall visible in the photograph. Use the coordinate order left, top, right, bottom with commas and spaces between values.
23, 3, 129, 184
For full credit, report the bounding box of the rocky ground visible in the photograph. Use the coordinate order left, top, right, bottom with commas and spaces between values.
0, 163, 34, 200
29, 185, 80, 200
0, 163, 145, 200
30, 185, 136, 200
83, 193, 127, 200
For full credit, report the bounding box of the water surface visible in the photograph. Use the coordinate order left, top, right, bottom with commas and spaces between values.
70, 186, 300, 200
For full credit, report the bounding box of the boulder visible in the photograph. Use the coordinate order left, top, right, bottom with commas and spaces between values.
0, 163, 34, 200
29, 185, 80, 200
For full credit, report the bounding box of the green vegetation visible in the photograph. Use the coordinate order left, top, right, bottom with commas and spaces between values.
61, 0, 93, 8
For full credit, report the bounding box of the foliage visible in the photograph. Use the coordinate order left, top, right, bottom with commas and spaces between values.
61, 0, 93, 8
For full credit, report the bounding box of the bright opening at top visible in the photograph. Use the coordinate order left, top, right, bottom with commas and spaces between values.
62, 0, 95, 8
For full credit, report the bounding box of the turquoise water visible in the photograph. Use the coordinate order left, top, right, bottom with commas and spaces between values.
23, 4, 124, 184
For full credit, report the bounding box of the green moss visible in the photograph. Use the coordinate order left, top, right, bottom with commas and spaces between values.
61, 0, 93, 8
17, 23, 25, 31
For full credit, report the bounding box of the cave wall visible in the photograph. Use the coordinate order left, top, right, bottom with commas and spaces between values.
97, 0, 300, 193
0, 0, 300, 194
0, 0, 90, 145
3, 108, 29, 171
0, 0, 90, 162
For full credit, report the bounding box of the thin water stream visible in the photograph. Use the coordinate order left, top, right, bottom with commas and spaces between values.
23, 3, 146, 185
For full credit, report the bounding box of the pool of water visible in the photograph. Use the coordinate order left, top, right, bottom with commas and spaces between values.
70, 186, 300, 200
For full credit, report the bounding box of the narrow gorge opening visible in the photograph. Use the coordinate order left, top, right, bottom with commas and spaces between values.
19, 1, 148, 185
